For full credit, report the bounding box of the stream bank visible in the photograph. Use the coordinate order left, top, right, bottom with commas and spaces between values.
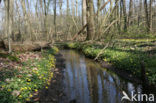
57, 50, 155, 103
37, 53, 65, 103
56, 41, 156, 88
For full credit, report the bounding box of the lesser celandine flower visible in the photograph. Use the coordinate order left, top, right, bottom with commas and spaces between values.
19, 95, 22, 98
29, 94, 33, 97
26, 98, 30, 101
35, 89, 38, 92
28, 87, 31, 90
7, 89, 11, 92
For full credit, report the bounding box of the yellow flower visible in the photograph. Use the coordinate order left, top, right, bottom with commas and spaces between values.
29, 94, 33, 97
27, 79, 31, 82
35, 71, 38, 74
104, 58, 107, 61
35, 89, 38, 92
20, 88, 24, 91
45, 86, 48, 89
24, 87, 28, 90
28, 87, 31, 90
7, 89, 11, 92
26, 98, 30, 101
47, 83, 50, 85
19, 95, 22, 98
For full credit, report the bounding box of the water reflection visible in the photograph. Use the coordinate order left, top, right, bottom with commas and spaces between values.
60, 50, 142, 103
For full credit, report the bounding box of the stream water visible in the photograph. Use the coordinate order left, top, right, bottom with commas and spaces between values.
59, 50, 146, 103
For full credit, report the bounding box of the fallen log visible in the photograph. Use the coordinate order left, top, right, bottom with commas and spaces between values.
3, 41, 52, 52
32, 42, 52, 51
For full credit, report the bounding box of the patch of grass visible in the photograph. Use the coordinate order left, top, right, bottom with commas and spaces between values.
0, 48, 57, 103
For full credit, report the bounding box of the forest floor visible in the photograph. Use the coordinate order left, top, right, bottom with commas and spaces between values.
0, 47, 62, 103
57, 38, 156, 86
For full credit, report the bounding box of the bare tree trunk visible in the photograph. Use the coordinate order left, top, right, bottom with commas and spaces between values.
21, 0, 32, 40
138, 0, 142, 27
119, 0, 123, 32
144, 0, 150, 32
76, 0, 78, 17
71, 0, 75, 16
97, 0, 101, 24
86, 0, 95, 40
96, 0, 101, 39
82, 0, 87, 26
67, 0, 69, 16
15, 0, 22, 41
149, 0, 153, 32
54, 0, 57, 40
10, 0, 14, 41
121, 0, 127, 32
43, 0, 47, 31
128, 0, 133, 25
59, 0, 63, 25
6, 0, 11, 53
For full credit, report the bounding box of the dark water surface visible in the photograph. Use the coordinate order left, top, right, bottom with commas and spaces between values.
59, 50, 143, 103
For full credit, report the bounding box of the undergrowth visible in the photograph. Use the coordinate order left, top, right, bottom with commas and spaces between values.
0, 47, 59, 103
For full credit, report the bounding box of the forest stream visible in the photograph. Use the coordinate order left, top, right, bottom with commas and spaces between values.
58, 50, 152, 103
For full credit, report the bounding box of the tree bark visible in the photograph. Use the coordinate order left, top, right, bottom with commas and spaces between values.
5, 0, 12, 53
149, 0, 153, 32
86, 0, 95, 40
121, 0, 127, 32
128, 0, 133, 25
54, 0, 57, 40
144, 0, 150, 32
72, 0, 111, 40
97, 0, 101, 24
82, 0, 87, 26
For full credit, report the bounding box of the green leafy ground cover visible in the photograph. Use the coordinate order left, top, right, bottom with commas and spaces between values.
61, 39, 156, 85
0, 47, 58, 103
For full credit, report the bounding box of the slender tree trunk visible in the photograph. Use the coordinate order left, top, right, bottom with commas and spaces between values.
86, 0, 95, 40
82, 0, 87, 26
128, 0, 133, 25
121, 0, 127, 32
97, 0, 101, 24
6, 0, 11, 53
43, 0, 48, 40
67, 0, 69, 16
71, 0, 75, 16
54, 0, 57, 40
76, 0, 78, 17
96, 0, 101, 39
149, 0, 153, 32
15, 1, 22, 41
59, 0, 63, 25
144, 0, 150, 32
138, 0, 142, 27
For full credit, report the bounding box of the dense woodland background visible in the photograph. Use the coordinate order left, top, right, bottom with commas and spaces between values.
0, 0, 156, 52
